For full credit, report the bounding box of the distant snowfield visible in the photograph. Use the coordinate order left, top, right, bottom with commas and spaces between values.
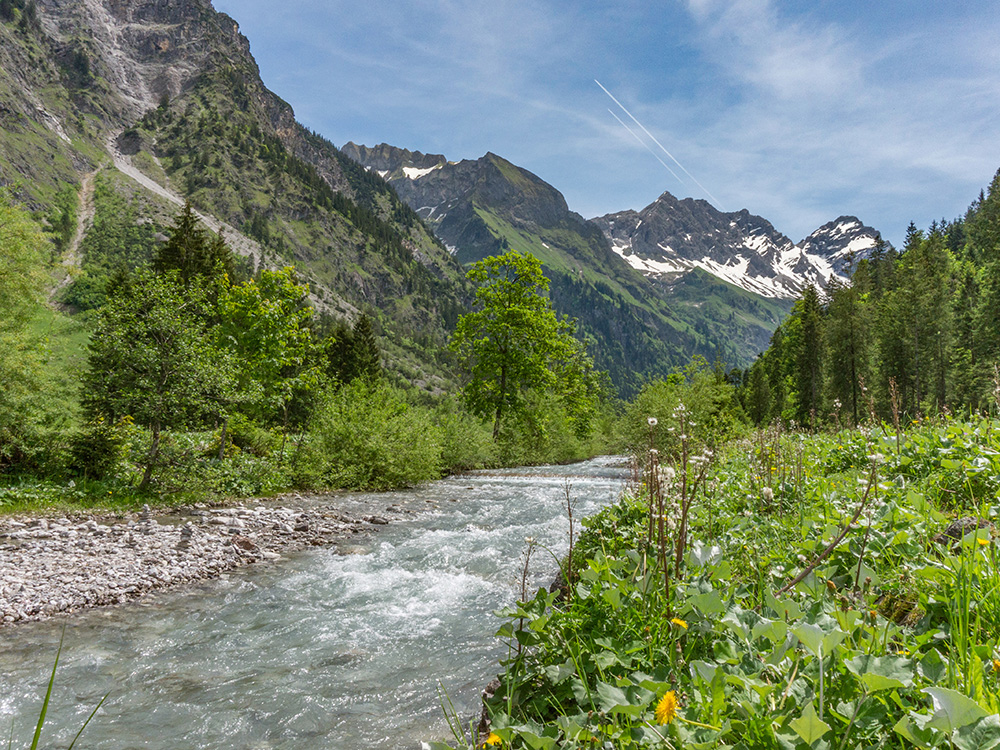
611, 226, 875, 300
403, 165, 441, 180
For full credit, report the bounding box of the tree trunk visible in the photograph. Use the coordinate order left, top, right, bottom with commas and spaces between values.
139, 424, 161, 491
493, 363, 508, 441
218, 416, 228, 461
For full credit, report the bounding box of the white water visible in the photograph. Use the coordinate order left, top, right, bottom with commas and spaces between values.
0, 457, 626, 749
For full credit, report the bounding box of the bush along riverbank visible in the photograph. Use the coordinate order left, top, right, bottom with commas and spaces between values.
438, 415, 1000, 749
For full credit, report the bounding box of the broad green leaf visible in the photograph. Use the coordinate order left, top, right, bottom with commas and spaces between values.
845, 655, 914, 691
792, 623, 824, 656
594, 682, 644, 716
751, 618, 787, 644
543, 661, 575, 684
789, 702, 831, 745
918, 651, 949, 684
792, 622, 847, 656
953, 713, 1000, 750
689, 542, 723, 567
765, 589, 803, 620
517, 731, 557, 750
593, 650, 622, 670
720, 610, 748, 639
690, 590, 726, 616
691, 660, 718, 684
894, 714, 939, 749
924, 687, 991, 733
602, 585, 622, 609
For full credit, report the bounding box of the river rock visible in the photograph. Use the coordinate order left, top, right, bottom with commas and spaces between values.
0, 498, 387, 627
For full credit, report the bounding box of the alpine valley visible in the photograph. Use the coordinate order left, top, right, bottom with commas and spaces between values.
1, 0, 879, 396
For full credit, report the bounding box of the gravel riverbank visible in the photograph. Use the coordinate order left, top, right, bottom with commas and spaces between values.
0, 498, 397, 627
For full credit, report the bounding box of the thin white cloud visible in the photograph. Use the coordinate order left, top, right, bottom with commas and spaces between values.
671, 0, 1000, 241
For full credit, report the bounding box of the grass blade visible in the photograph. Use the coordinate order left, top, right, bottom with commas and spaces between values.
67, 692, 108, 750
30, 626, 65, 750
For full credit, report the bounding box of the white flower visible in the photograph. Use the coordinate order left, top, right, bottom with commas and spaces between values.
762, 486, 774, 502
647, 416, 658, 426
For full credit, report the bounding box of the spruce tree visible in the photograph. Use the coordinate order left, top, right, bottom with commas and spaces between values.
153, 202, 234, 285
348, 313, 382, 382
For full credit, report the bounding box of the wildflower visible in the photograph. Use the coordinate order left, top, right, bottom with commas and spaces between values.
671, 617, 688, 630
483, 733, 502, 747
648, 417, 658, 427
524, 536, 535, 545
993, 659, 1000, 672
761, 486, 774, 502
978, 538, 991, 546
655, 691, 678, 725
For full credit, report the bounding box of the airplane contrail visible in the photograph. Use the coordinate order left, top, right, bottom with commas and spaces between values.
596, 79, 723, 210
608, 109, 683, 185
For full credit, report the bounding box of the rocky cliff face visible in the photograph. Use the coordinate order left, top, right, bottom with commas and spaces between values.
341, 143, 608, 263
593, 193, 880, 299
1, 0, 469, 391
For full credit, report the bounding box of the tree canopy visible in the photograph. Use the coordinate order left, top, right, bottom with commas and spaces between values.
451, 250, 596, 439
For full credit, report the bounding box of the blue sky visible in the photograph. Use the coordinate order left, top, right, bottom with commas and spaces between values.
214, 0, 999, 247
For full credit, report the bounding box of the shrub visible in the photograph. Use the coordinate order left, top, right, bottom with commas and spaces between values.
67, 419, 125, 480
226, 413, 280, 457
310, 379, 442, 490
435, 396, 496, 473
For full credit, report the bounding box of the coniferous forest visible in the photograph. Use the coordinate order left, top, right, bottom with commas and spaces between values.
736, 168, 1000, 428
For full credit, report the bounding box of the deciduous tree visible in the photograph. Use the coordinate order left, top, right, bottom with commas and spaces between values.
451, 250, 593, 439
83, 271, 228, 488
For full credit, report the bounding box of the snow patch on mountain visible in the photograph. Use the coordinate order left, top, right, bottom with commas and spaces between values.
596, 194, 881, 300
403, 164, 442, 180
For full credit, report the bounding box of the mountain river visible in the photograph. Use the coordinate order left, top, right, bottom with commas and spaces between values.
0, 456, 627, 749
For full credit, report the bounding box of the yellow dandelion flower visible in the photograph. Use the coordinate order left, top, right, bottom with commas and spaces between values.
655, 691, 678, 725
483, 732, 502, 747
671, 617, 688, 630
978, 538, 991, 546
993, 659, 1000, 671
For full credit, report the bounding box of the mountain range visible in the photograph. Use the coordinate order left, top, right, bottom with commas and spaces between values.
0, 0, 881, 397
342, 143, 880, 301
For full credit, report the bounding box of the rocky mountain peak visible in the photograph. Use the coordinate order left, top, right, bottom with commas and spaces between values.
798, 216, 880, 276
593, 192, 879, 299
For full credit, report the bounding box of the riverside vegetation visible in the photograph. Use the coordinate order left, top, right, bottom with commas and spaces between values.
436, 397, 1000, 749
3, 154, 1000, 750
425, 175, 1000, 749
0, 190, 614, 513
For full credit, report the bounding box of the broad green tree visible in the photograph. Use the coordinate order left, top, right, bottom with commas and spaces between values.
451, 250, 593, 440
216, 267, 318, 428
83, 270, 228, 488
